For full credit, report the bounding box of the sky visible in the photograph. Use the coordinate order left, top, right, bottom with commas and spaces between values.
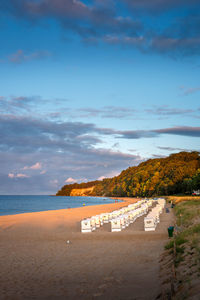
0, 0, 200, 194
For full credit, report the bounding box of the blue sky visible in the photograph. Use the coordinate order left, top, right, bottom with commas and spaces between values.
0, 0, 200, 194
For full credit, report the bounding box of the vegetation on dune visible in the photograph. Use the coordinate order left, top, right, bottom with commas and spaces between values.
56, 151, 200, 197
163, 199, 200, 299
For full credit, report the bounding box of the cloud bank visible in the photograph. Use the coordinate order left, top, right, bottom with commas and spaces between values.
1, 0, 200, 57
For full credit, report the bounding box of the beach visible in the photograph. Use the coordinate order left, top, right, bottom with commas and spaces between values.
0, 198, 174, 300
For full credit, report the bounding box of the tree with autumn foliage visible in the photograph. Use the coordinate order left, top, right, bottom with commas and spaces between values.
56, 152, 200, 197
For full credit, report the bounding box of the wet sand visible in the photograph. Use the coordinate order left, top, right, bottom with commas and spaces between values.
0, 198, 174, 300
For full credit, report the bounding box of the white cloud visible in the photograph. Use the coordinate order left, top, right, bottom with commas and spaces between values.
98, 176, 106, 180
98, 171, 120, 181
30, 162, 42, 170
65, 177, 77, 183
8, 173, 15, 178
8, 173, 29, 178
40, 170, 46, 174
23, 162, 42, 170
16, 173, 29, 178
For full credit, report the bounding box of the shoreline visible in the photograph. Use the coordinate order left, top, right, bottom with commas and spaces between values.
0, 195, 126, 219
0, 197, 138, 230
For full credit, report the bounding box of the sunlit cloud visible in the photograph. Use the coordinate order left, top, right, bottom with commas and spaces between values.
98, 176, 106, 180
40, 170, 46, 175
23, 162, 42, 170
65, 177, 77, 183
8, 173, 30, 178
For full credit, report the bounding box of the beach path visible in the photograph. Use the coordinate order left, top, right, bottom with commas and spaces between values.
0, 199, 174, 300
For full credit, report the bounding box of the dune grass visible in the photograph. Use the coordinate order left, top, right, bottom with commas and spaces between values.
166, 199, 200, 268
163, 198, 200, 299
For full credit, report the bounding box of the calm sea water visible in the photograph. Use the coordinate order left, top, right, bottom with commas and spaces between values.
0, 195, 117, 216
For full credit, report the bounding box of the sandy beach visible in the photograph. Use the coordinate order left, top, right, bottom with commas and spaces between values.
0, 198, 174, 300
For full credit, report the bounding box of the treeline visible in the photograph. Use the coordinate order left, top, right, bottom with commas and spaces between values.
56, 152, 200, 197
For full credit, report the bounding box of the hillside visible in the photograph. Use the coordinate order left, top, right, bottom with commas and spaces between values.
56, 152, 200, 197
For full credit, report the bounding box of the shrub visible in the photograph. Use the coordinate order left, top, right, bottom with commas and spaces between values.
165, 240, 174, 250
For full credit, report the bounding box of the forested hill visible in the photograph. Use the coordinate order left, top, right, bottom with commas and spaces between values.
56, 152, 200, 197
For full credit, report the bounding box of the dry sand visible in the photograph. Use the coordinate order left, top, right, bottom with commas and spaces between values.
0, 198, 174, 300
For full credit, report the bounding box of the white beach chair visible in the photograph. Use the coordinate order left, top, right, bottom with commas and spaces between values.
81, 219, 92, 233
90, 217, 96, 231
93, 215, 101, 228
120, 216, 126, 229
111, 218, 122, 232
101, 213, 110, 224
144, 217, 156, 231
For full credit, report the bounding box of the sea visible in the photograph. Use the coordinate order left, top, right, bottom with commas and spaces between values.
0, 195, 118, 216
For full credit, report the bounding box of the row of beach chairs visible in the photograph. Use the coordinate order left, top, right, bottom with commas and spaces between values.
144, 198, 166, 231
81, 199, 154, 233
